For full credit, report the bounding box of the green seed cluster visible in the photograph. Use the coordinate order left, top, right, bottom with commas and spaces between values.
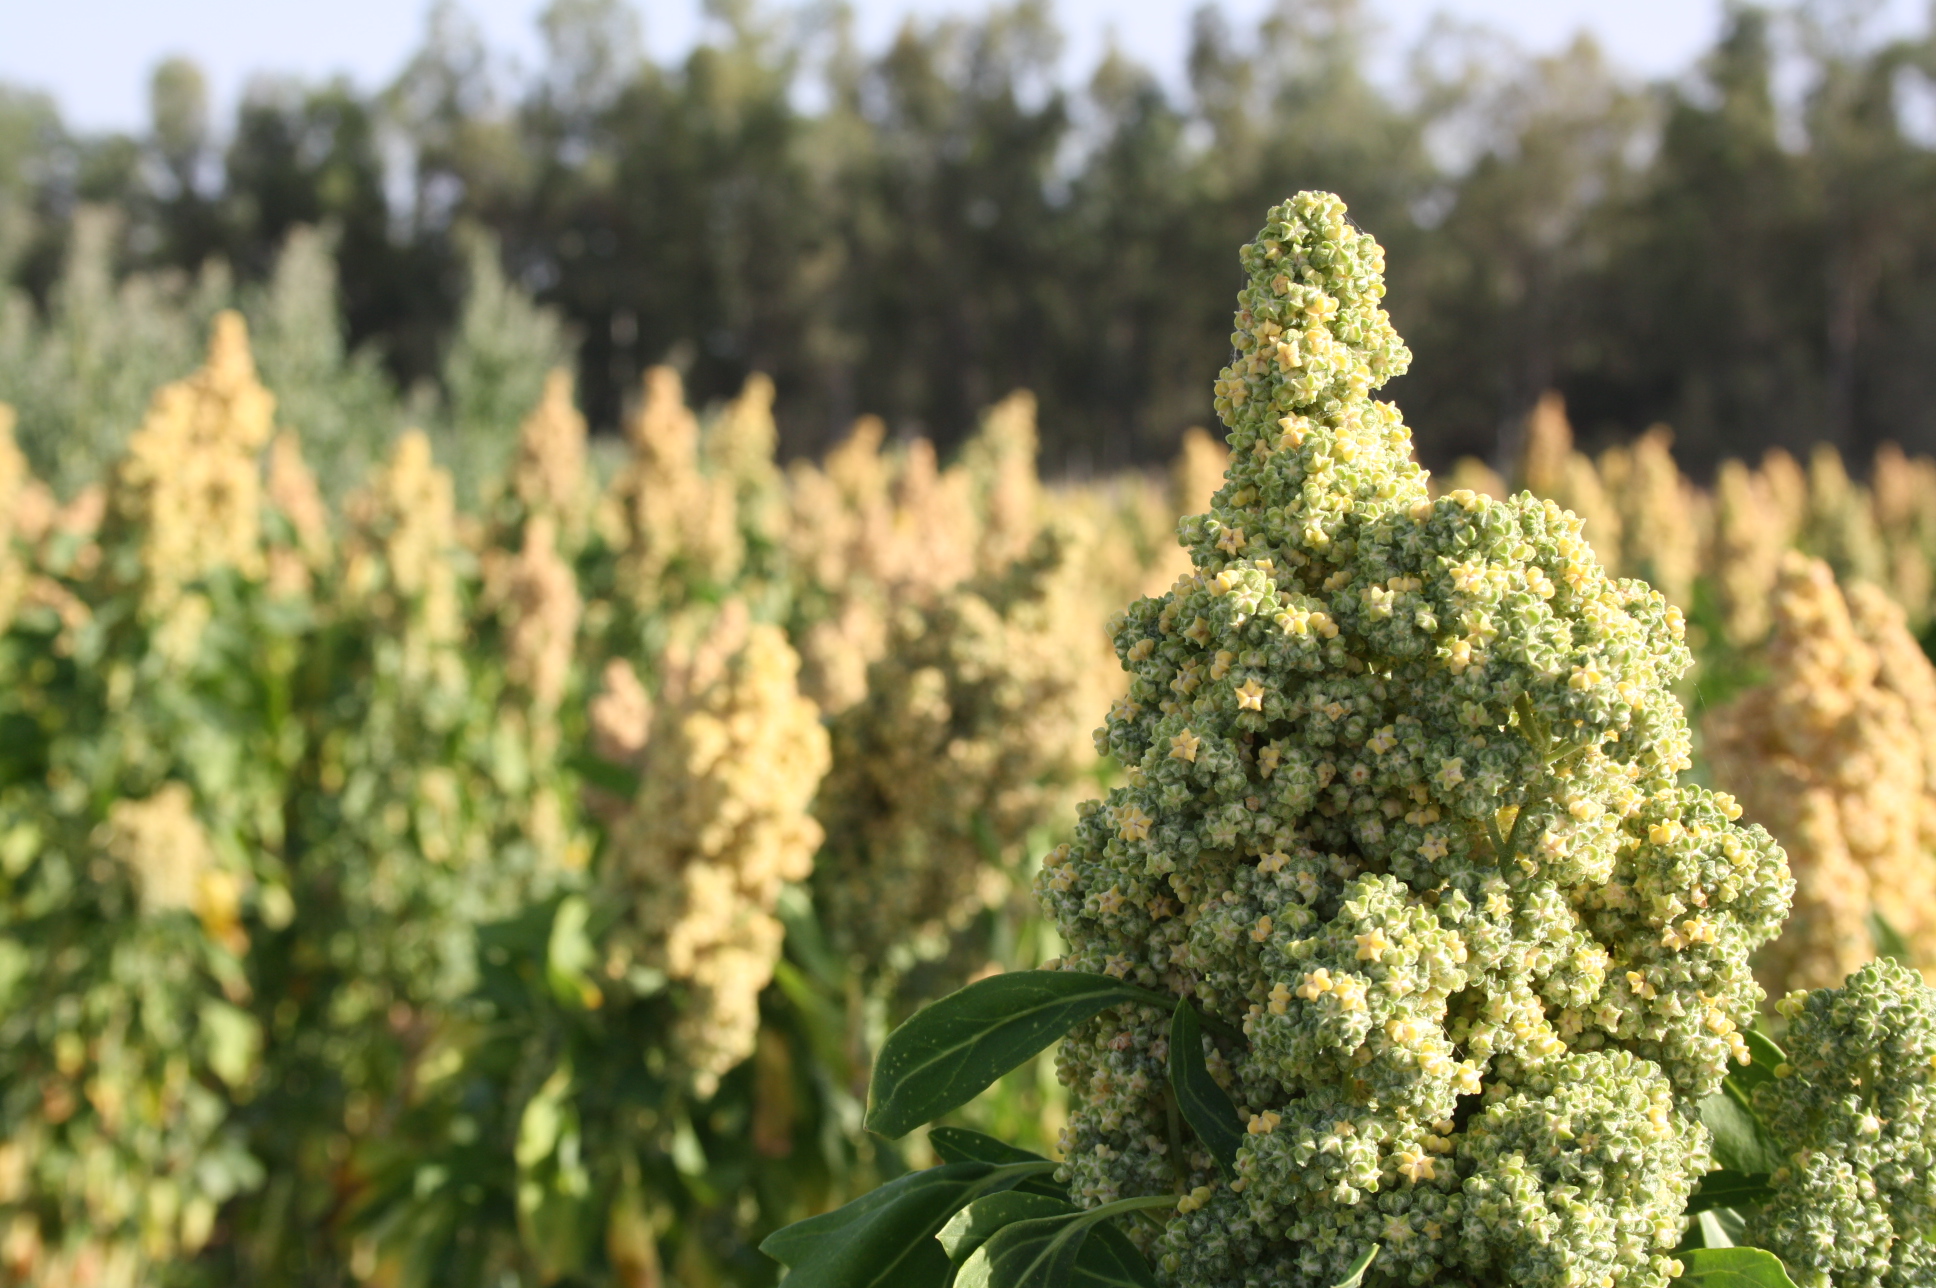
1035, 192, 1792, 1288
1749, 959, 1936, 1288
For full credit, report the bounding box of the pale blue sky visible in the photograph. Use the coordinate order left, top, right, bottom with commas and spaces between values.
0, 0, 1929, 132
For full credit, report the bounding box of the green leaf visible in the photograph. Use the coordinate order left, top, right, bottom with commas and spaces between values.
567, 751, 639, 798
198, 999, 261, 1088
1167, 1001, 1245, 1180
1695, 1209, 1736, 1249
1075, 1222, 1159, 1288
1700, 1091, 1784, 1176
1672, 1246, 1801, 1287
955, 1211, 1095, 1288
954, 1196, 1173, 1288
758, 1160, 1055, 1288
939, 1192, 1077, 1264
939, 1193, 1157, 1287
545, 895, 603, 1010
1328, 1243, 1380, 1288
931, 1127, 1054, 1168
1871, 910, 1913, 966
929, 1127, 1069, 1198
867, 971, 1175, 1138
1685, 1169, 1774, 1215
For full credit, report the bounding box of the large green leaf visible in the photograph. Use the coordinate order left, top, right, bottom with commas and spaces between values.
940, 1192, 1077, 1264
1672, 1247, 1801, 1287
1072, 1222, 1159, 1288
1328, 1243, 1380, 1288
758, 1160, 1055, 1288
1685, 1169, 1775, 1216
1700, 1092, 1783, 1176
867, 971, 1176, 1137
954, 1212, 1098, 1288
931, 1127, 1055, 1169
1168, 1000, 1245, 1180
955, 1196, 1174, 1288
930, 1127, 1069, 1198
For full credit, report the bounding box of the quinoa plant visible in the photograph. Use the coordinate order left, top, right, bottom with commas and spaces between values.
764, 192, 1825, 1288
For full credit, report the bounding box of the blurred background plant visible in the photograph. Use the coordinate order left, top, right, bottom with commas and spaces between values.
2, 284, 1936, 1286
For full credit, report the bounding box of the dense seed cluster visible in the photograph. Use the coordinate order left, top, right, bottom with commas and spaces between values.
105, 311, 275, 618
1749, 960, 1936, 1288
1035, 192, 1792, 1288
814, 528, 1104, 970
601, 605, 831, 1095
1705, 554, 1936, 993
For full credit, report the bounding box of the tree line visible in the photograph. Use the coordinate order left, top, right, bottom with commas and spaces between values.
3, 0, 1935, 478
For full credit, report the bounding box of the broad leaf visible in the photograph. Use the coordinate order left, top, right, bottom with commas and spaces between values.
1075, 1222, 1159, 1288
1329, 1243, 1380, 1288
1672, 1247, 1800, 1287
1685, 1169, 1774, 1215
1694, 1209, 1737, 1249
931, 1127, 1054, 1168
759, 1160, 1054, 1288
930, 1127, 1069, 1198
867, 971, 1175, 1137
1168, 1001, 1245, 1180
1700, 1092, 1783, 1176
955, 1197, 1174, 1288
955, 1212, 1095, 1288
1871, 910, 1913, 967
940, 1192, 1076, 1264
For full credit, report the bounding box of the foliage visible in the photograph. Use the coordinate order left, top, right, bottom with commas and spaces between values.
8, 3, 1936, 475
14, 160, 1936, 1288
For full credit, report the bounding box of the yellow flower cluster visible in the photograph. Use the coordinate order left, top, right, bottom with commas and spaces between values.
602, 605, 831, 1095
100, 782, 223, 924
1874, 441, 1936, 615
1517, 396, 1936, 646
1710, 457, 1796, 646
1597, 426, 1705, 612
1038, 192, 1790, 1288
0, 404, 31, 630
505, 368, 590, 548
263, 431, 333, 598
589, 363, 788, 635
106, 312, 275, 617
343, 431, 466, 686
599, 365, 743, 604
484, 515, 582, 731
1518, 391, 1622, 567
1705, 553, 1936, 993
785, 417, 978, 712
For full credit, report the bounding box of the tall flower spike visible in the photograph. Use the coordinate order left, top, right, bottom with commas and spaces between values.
604, 605, 831, 1096
1872, 441, 1936, 626
107, 311, 276, 613
1516, 392, 1621, 571
1038, 193, 1790, 1288
1709, 457, 1790, 647
509, 368, 589, 548
0, 404, 31, 629
1598, 425, 1700, 609
1706, 554, 1936, 994
601, 365, 741, 602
